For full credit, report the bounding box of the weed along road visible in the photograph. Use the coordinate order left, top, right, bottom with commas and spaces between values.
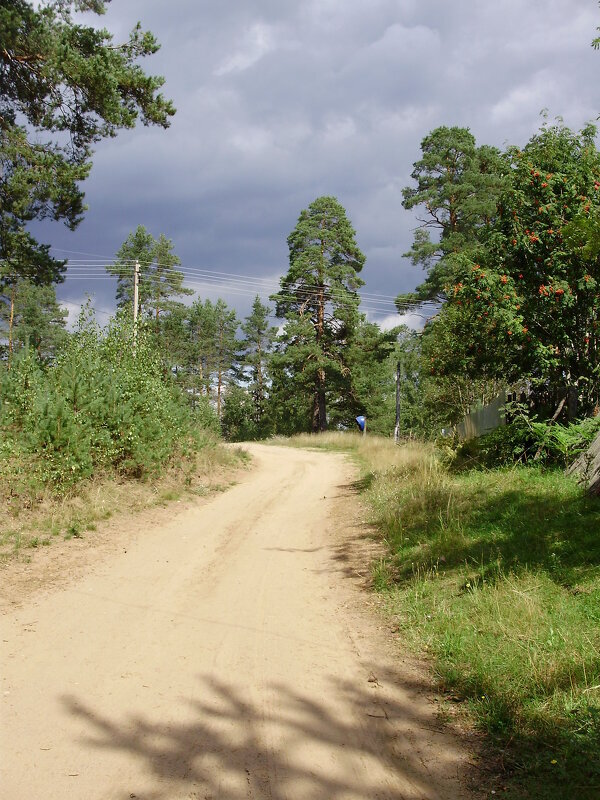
1, 444, 473, 800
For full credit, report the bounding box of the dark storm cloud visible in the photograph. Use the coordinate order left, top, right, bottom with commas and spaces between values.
50, 0, 600, 327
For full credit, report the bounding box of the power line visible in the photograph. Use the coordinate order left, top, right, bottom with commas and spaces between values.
45, 249, 438, 321
61, 272, 432, 318
49, 248, 440, 308
61, 262, 438, 313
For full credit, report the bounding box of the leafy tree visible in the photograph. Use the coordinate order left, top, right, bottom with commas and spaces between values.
330, 317, 399, 432
426, 122, 600, 417
0, 0, 175, 283
158, 301, 191, 380
399, 126, 506, 307
265, 353, 313, 436
221, 385, 259, 442
109, 226, 191, 321
213, 299, 240, 419
272, 196, 365, 432
186, 298, 218, 401
240, 295, 276, 433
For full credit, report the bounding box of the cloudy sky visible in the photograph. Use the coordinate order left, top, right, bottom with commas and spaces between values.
45, 0, 600, 329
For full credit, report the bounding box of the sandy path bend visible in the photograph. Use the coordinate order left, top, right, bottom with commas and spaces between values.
1, 444, 472, 800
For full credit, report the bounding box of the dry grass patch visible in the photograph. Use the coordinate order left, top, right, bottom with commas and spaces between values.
0, 439, 248, 564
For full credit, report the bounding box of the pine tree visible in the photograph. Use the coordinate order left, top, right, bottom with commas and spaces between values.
186, 298, 239, 416
187, 299, 218, 401
108, 226, 192, 321
213, 299, 239, 419
272, 196, 365, 432
399, 126, 506, 307
1, 0, 174, 284
240, 295, 276, 431
0, 277, 67, 362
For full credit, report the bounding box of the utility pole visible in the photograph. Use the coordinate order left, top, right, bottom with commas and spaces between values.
394, 359, 401, 443
133, 260, 140, 355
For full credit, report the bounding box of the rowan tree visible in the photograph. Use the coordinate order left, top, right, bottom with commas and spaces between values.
427, 122, 600, 416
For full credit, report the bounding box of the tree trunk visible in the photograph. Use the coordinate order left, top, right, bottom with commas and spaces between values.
312, 237, 327, 433
256, 341, 263, 424
8, 282, 15, 369
312, 367, 327, 432
217, 323, 223, 418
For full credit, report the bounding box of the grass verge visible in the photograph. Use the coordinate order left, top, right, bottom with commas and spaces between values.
0, 437, 249, 564
283, 432, 600, 799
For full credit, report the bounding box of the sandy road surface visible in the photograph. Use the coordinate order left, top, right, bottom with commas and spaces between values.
1, 444, 474, 800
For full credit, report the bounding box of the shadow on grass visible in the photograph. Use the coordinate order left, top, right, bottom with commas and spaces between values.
364, 465, 600, 798
389, 471, 600, 587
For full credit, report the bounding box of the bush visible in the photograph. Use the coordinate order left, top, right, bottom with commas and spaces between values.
0, 311, 219, 494
454, 415, 600, 470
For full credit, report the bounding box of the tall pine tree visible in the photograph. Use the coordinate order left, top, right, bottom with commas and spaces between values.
0, 0, 174, 284
399, 126, 506, 308
272, 196, 365, 432
240, 295, 276, 432
108, 226, 191, 322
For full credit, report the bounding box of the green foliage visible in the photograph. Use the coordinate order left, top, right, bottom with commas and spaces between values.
0, 0, 174, 281
529, 416, 600, 466
221, 385, 259, 442
108, 226, 192, 320
239, 295, 276, 435
422, 121, 600, 416
456, 414, 600, 469
334, 317, 399, 433
0, 277, 67, 359
271, 195, 366, 432
399, 126, 507, 306
0, 307, 218, 493
456, 418, 534, 467
358, 441, 600, 798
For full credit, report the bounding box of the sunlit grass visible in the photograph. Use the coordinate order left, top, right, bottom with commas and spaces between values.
0, 438, 247, 563
281, 431, 600, 798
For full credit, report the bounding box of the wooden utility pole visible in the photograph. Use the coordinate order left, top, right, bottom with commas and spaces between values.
133, 260, 140, 355
394, 359, 401, 443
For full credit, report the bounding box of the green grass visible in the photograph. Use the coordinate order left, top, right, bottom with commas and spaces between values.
282, 432, 600, 799
368, 454, 600, 798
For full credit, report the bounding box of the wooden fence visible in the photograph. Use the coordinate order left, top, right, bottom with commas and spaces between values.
455, 390, 507, 440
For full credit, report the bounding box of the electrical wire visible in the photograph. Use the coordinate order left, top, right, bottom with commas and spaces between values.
5, 248, 438, 321
49, 247, 439, 308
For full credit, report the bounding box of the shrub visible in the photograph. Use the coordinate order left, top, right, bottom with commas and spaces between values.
0, 310, 219, 494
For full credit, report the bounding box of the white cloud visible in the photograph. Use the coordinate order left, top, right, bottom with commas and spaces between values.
371, 311, 427, 332
490, 70, 562, 124
214, 22, 280, 76
59, 298, 114, 330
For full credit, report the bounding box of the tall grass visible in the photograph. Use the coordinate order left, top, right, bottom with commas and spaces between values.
286, 432, 600, 798
0, 311, 244, 561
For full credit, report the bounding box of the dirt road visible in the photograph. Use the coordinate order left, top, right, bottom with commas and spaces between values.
1, 444, 474, 800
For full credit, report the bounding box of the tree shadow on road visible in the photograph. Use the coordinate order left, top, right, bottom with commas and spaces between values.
61, 667, 476, 800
